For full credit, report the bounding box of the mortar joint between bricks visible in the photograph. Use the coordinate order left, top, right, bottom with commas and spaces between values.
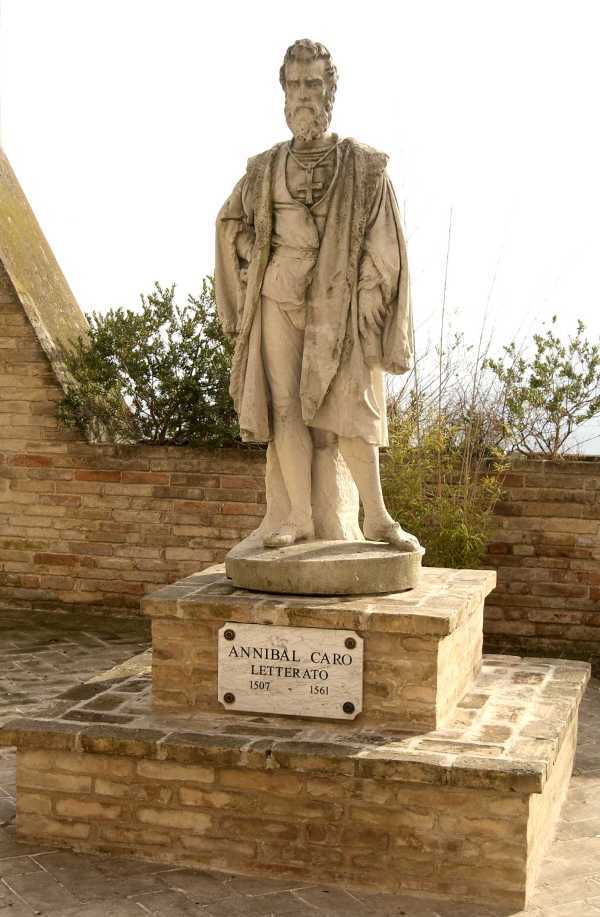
154, 733, 173, 760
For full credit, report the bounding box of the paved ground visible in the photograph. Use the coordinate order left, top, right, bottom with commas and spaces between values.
0, 607, 599, 916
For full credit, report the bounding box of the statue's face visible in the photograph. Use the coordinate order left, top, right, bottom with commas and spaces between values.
284, 57, 332, 142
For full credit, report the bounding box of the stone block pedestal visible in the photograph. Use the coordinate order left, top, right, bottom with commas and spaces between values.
145, 565, 493, 732
0, 565, 591, 910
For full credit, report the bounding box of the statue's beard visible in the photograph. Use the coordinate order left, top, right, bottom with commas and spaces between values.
284, 99, 331, 142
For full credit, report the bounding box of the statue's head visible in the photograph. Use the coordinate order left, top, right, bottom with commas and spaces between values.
280, 39, 338, 142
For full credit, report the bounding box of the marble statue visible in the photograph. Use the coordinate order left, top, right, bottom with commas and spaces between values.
215, 39, 421, 554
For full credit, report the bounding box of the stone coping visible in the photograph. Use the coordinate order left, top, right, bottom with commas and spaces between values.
141, 565, 497, 637
0, 147, 89, 393
0, 651, 589, 796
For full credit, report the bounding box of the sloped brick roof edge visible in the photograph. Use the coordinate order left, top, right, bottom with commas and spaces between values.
0, 145, 89, 392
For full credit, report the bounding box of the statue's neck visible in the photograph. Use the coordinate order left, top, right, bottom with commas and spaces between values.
291, 132, 335, 152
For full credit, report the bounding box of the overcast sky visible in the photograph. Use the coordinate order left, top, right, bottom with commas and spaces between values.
1, 0, 599, 361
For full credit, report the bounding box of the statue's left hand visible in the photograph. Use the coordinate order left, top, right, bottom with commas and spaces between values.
358, 287, 387, 338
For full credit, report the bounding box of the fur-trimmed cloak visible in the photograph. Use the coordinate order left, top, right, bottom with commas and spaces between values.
215, 137, 413, 444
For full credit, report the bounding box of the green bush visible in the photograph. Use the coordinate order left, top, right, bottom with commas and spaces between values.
382, 314, 600, 568
381, 323, 508, 569
382, 399, 507, 569
57, 279, 239, 447
485, 316, 600, 457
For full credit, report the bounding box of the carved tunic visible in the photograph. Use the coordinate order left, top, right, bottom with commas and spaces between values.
261, 143, 338, 320
215, 137, 413, 445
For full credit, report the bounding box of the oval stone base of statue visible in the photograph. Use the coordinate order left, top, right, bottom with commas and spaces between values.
225, 539, 424, 596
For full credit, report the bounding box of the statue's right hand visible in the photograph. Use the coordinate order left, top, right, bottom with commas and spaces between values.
358, 287, 387, 338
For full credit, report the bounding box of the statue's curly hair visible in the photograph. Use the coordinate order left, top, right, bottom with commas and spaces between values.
279, 39, 338, 106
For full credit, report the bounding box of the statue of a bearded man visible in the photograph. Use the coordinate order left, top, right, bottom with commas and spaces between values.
215, 39, 420, 554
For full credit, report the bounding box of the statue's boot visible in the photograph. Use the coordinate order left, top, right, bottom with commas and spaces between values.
263, 521, 315, 549
363, 520, 422, 553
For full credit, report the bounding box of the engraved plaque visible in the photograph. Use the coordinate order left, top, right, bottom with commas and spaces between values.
218, 622, 363, 720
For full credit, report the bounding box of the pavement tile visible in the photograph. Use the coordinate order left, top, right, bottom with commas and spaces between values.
350, 891, 447, 915
443, 907, 515, 917
36, 850, 153, 878
33, 849, 106, 879
0, 796, 15, 823
554, 816, 600, 840
206, 890, 313, 916
58, 870, 171, 903
0, 883, 36, 916
135, 889, 212, 915
44, 900, 149, 916
159, 868, 237, 903
292, 886, 366, 913
32, 850, 170, 902
3, 870, 80, 911
542, 904, 600, 916
0, 823, 56, 858
530, 875, 600, 908
226, 876, 315, 896
0, 854, 45, 878
536, 853, 600, 885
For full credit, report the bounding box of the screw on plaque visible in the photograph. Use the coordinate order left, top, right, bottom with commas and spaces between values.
345, 637, 356, 650
224, 629, 235, 641
224, 692, 235, 704
343, 701, 355, 715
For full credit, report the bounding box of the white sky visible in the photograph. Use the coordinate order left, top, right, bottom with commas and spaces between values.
1, 0, 599, 358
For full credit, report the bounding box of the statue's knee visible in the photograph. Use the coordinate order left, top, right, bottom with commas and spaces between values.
311, 428, 337, 449
272, 397, 303, 424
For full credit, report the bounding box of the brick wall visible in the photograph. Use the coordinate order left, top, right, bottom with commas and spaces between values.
0, 263, 266, 613
2, 260, 600, 666
10, 744, 539, 907
485, 457, 600, 667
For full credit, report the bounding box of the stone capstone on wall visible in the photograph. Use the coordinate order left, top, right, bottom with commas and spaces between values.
0, 148, 89, 391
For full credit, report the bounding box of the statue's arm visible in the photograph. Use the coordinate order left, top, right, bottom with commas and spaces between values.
357, 172, 399, 339
358, 171, 412, 373
214, 176, 255, 337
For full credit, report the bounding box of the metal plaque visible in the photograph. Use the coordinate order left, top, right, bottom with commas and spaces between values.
218, 622, 363, 720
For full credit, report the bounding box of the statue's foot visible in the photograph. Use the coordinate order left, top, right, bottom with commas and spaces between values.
363, 519, 422, 553
263, 521, 315, 549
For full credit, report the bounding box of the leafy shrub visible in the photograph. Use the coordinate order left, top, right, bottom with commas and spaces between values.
382, 314, 600, 568
382, 400, 507, 569
382, 330, 508, 569
485, 316, 600, 458
58, 279, 239, 447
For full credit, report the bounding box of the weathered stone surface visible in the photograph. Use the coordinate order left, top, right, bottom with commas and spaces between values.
217, 621, 364, 719
225, 538, 424, 595
214, 40, 420, 558
0, 149, 89, 394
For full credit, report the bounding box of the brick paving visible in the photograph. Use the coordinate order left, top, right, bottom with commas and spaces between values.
0, 608, 599, 915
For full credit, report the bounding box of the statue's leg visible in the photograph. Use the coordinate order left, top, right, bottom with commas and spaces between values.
338, 436, 421, 552
261, 297, 314, 547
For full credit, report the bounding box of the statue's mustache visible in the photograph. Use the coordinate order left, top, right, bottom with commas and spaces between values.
288, 101, 320, 116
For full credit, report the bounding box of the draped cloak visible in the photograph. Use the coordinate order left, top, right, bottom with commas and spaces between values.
214, 137, 413, 445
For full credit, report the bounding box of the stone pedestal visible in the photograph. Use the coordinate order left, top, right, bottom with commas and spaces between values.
0, 565, 591, 910
144, 565, 492, 731
225, 539, 424, 595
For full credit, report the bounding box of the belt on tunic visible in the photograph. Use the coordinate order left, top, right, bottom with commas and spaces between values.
270, 244, 318, 261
